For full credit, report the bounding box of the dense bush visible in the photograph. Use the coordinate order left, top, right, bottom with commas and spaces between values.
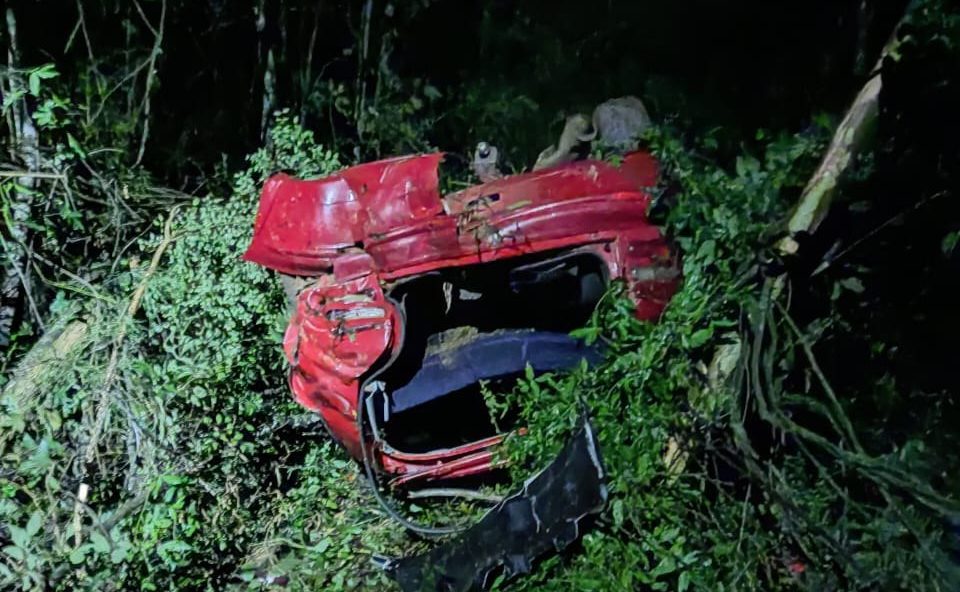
488, 123, 960, 590
0, 116, 411, 591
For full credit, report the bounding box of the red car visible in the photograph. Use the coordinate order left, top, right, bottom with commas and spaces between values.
243, 150, 678, 486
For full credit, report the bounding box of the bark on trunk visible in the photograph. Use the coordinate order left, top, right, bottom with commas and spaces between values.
778, 75, 881, 255
777, 15, 908, 256
1, 7, 41, 344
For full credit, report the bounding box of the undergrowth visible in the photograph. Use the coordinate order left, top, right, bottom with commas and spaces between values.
3, 111, 958, 592
485, 124, 960, 590
0, 116, 410, 591
1, 3, 958, 589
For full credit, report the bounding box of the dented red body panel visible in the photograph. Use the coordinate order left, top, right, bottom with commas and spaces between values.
244, 151, 678, 485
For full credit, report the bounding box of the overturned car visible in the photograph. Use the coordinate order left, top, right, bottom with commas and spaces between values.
242, 149, 678, 487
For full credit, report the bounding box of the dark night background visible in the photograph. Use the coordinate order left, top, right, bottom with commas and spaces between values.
10, 0, 912, 175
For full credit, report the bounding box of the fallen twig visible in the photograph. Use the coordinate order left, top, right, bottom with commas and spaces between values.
0, 170, 67, 180
75, 206, 181, 545
84, 206, 181, 463
407, 488, 504, 504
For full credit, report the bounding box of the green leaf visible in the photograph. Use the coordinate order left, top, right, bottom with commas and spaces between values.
66, 133, 86, 158
312, 538, 331, 554
942, 230, 959, 256
1, 89, 25, 111
90, 531, 110, 554
25, 511, 42, 538
688, 327, 714, 348
423, 84, 442, 100
31, 64, 59, 80
69, 545, 90, 565
160, 474, 187, 486
735, 155, 760, 177
158, 540, 192, 554
2, 546, 25, 562
110, 547, 128, 564
650, 556, 677, 578
8, 525, 28, 548
570, 325, 601, 345
611, 498, 625, 527
678, 570, 691, 592
28, 72, 40, 96
838, 277, 865, 294
524, 363, 535, 381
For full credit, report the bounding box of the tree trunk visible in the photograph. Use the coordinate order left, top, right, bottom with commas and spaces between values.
777, 74, 882, 255
256, 0, 276, 142
777, 9, 911, 257
1, 7, 41, 344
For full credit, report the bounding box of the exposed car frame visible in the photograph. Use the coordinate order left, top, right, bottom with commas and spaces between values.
243, 151, 678, 486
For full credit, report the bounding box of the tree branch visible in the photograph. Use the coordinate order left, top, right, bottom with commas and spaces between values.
778, 12, 910, 256
133, 0, 166, 166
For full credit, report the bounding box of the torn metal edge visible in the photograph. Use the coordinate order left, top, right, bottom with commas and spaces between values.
383, 416, 608, 592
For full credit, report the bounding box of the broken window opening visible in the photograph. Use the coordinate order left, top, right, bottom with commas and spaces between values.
372, 250, 608, 456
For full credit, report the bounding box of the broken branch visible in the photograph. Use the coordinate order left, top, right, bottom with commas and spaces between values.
84, 205, 181, 465
778, 15, 909, 256
407, 488, 504, 504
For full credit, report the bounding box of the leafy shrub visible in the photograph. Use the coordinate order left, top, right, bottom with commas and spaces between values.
0, 115, 409, 591
486, 119, 960, 591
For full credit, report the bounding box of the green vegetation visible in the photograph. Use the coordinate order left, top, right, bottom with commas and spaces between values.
2, 1, 959, 590
491, 122, 958, 590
